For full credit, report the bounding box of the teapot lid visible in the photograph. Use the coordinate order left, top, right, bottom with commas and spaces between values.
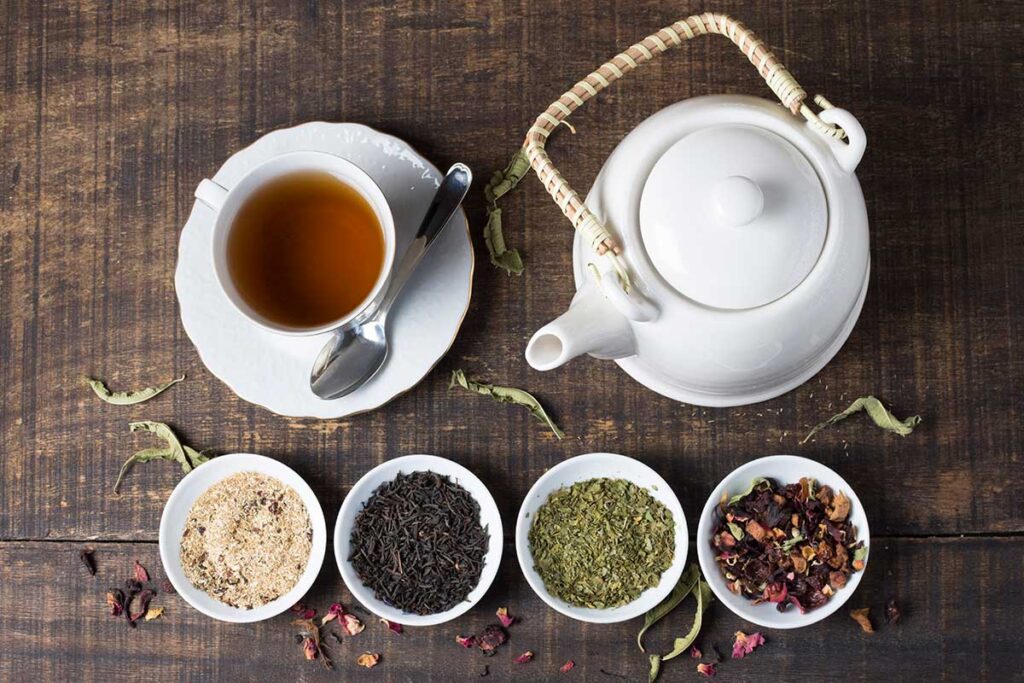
639, 124, 827, 309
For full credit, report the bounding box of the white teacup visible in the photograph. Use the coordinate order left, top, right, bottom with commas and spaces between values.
194, 151, 396, 336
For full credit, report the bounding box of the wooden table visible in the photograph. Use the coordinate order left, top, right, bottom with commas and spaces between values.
2, 1, 1021, 679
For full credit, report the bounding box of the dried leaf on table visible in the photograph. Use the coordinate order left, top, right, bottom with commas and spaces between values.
84, 374, 184, 405
450, 369, 564, 439
637, 564, 713, 682
802, 396, 921, 443
482, 148, 529, 274
850, 607, 874, 633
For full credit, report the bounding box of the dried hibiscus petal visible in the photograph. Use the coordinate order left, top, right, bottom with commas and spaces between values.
133, 560, 149, 583
731, 631, 765, 659
106, 589, 125, 617
496, 606, 516, 628
513, 651, 534, 664
380, 618, 403, 634
477, 624, 508, 656
560, 660, 575, 673
357, 652, 380, 668
456, 634, 477, 648
850, 607, 874, 633
697, 662, 717, 677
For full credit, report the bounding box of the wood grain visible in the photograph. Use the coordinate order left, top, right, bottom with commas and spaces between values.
0, 0, 1022, 679
0, 538, 1020, 681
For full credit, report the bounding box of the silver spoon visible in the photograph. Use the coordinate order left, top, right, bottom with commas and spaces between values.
310, 163, 472, 400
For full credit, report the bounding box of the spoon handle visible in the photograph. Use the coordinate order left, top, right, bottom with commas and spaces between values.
378, 163, 472, 316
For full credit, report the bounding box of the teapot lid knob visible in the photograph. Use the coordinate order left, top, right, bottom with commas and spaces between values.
712, 175, 763, 227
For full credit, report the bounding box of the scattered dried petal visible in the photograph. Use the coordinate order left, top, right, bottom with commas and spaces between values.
340, 613, 364, 636
885, 598, 901, 624
128, 588, 154, 624
513, 651, 534, 664
144, 606, 164, 621
133, 560, 149, 583
560, 660, 575, 673
322, 603, 344, 625
850, 607, 874, 633
731, 631, 765, 659
697, 662, 718, 677
106, 589, 125, 617
79, 549, 97, 576
160, 579, 175, 594
456, 634, 477, 648
357, 652, 381, 668
478, 624, 508, 656
290, 602, 307, 613
303, 637, 318, 660
496, 606, 516, 628
301, 608, 317, 620
689, 646, 702, 659
379, 618, 403, 634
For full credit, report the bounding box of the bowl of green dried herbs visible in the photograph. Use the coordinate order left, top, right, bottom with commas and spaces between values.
515, 452, 687, 623
696, 455, 870, 629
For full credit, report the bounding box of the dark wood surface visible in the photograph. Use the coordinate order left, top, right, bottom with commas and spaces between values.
1, 0, 1021, 680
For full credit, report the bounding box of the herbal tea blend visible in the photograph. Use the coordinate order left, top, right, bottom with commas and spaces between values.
711, 477, 867, 612
349, 471, 489, 615
180, 472, 312, 609
529, 478, 675, 608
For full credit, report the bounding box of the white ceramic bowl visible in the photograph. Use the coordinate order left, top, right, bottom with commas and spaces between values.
515, 452, 688, 624
334, 454, 503, 627
696, 455, 870, 629
158, 453, 327, 623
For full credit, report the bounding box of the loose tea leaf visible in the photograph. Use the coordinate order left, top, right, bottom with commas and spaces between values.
129, 421, 191, 472
727, 477, 766, 505
450, 369, 564, 439
482, 148, 529, 274
885, 598, 901, 624
802, 396, 921, 443
79, 549, 96, 576
532, 478, 674, 609
638, 564, 713, 683
84, 374, 184, 405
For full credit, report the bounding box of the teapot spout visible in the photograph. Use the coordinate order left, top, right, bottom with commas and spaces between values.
526, 282, 636, 371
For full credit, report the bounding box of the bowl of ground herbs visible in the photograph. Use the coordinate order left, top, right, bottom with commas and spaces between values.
697, 455, 870, 629
516, 452, 687, 623
159, 453, 327, 623
335, 454, 503, 627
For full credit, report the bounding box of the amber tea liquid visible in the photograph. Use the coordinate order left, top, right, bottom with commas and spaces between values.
226, 171, 386, 329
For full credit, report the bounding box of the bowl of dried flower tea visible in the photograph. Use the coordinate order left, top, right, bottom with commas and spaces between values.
697, 455, 870, 629
335, 454, 504, 627
515, 452, 688, 623
159, 453, 327, 623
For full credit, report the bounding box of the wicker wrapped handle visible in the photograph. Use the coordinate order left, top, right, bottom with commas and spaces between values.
523, 12, 845, 265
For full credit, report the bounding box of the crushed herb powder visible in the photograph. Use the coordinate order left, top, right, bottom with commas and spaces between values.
180, 472, 311, 609
529, 478, 674, 608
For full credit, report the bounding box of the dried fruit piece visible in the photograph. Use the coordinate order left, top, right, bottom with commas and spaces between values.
513, 651, 534, 664
850, 607, 874, 633
357, 652, 381, 668
560, 660, 575, 673
731, 631, 765, 659
496, 606, 515, 628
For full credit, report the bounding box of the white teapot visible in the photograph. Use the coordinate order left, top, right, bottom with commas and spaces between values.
521, 13, 869, 407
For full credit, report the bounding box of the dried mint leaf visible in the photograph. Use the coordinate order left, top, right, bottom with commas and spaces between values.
84, 375, 184, 405
114, 422, 211, 493
482, 148, 528, 274
802, 396, 921, 443
450, 369, 564, 439
638, 564, 713, 683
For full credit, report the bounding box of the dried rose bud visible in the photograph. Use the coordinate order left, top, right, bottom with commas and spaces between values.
455, 634, 477, 648
731, 631, 765, 659
340, 613, 364, 636
697, 662, 717, 677
322, 603, 344, 625
560, 660, 575, 673
356, 652, 380, 668
496, 606, 515, 628
302, 637, 318, 660
850, 607, 874, 634
513, 651, 533, 664
478, 624, 508, 656
132, 560, 149, 583
380, 618, 403, 634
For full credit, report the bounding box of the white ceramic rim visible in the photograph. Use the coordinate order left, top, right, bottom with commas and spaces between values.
695, 454, 870, 629
334, 454, 504, 627
515, 452, 688, 624
207, 150, 397, 336
158, 453, 328, 623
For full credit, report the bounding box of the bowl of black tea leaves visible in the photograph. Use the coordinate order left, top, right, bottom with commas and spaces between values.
335, 454, 503, 626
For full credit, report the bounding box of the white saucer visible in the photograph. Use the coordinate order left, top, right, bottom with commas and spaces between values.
175, 122, 474, 418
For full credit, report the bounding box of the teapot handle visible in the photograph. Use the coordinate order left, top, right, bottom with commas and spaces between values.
522, 12, 847, 290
